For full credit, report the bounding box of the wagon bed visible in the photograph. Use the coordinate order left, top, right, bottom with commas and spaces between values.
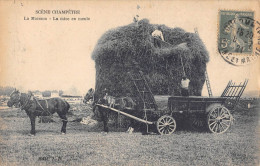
168, 96, 227, 113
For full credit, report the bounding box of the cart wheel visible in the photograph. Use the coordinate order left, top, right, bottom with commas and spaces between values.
207, 105, 232, 134
157, 115, 176, 135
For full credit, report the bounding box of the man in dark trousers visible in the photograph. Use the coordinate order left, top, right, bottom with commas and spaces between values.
181, 76, 190, 96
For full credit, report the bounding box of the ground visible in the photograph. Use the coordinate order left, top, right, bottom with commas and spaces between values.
0, 97, 259, 166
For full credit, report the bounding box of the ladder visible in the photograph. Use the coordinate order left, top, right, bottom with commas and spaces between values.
194, 28, 213, 97
128, 70, 158, 133
205, 70, 213, 97
128, 71, 158, 111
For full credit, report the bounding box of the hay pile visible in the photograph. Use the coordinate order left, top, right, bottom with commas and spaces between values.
92, 19, 209, 99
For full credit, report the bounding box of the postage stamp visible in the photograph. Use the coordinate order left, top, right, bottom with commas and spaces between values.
218, 10, 260, 65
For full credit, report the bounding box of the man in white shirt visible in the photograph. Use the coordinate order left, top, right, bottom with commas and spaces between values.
152, 26, 164, 48
181, 76, 190, 96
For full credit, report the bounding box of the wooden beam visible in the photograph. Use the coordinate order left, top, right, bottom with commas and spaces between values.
96, 104, 154, 125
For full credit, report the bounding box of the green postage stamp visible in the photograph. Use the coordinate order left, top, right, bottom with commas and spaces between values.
218, 10, 260, 65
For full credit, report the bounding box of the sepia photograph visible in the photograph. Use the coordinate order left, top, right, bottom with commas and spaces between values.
0, 0, 259, 165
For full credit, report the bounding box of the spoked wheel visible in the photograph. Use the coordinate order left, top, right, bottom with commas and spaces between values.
157, 115, 176, 135
188, 113, 207, 131
207, 105, 233, 134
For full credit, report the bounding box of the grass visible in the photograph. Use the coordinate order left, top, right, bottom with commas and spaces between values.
0, 98, 259, 166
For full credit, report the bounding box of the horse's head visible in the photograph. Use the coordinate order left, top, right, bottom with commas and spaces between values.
83, 88, 95, 104
7, 89, 21, 107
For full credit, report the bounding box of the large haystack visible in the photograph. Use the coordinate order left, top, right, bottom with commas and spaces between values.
92, 19, 209, 99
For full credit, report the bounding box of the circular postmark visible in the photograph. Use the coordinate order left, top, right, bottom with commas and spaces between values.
218, 10, 260, 66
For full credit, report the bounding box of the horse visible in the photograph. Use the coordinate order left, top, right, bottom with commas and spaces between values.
83, 88, 137, 133
83, 88, 95, 105
7, 90, 70, 136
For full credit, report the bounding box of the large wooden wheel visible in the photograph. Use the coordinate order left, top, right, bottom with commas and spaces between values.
207, 105, 232, 134
157, 115, 176, 135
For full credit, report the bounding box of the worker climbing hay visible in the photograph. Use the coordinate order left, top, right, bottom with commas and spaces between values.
181, 76, 190, 96
152, 26, 164, 48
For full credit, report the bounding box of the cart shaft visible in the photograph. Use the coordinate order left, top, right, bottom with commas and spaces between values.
96, 104, 154, 125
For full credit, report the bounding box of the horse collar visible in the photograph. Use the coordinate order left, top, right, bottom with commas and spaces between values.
20, 93, 32, 110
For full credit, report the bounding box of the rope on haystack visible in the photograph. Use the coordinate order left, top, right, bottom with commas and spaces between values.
153, 37, 186, 76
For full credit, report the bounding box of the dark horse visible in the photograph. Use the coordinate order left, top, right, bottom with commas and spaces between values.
83, 88, 110, 132
7, 90, 70, 135
83, 88, 136, 133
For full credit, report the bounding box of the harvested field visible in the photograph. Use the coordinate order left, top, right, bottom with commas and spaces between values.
0, 97, 259, 166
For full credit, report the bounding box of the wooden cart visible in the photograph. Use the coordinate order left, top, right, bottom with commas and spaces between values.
96, 71, 248, 135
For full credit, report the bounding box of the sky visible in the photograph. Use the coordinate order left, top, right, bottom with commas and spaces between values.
0, 1, 259, 96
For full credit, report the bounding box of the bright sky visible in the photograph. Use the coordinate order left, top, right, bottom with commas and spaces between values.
0, 1, 259, 96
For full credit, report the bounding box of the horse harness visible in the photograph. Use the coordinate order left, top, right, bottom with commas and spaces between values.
35, 98, 53, 116
17, 92, 70, 122
20, 92, 32, 110
35, 98, 69, 122
19, 92, 52, 116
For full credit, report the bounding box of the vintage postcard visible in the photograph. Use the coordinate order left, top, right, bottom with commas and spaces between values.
0, 0, 259, 165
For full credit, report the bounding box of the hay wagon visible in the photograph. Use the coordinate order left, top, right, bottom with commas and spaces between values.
96, 71, 248, 135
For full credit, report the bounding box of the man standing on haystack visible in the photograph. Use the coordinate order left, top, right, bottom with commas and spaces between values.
152, 26, 164, 48
133, 15, 139, 24
181, 76, 190, 96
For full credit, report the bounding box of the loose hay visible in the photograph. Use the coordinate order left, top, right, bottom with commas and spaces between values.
92, 19, 209, 98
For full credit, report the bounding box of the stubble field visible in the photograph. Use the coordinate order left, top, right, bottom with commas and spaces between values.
0, 97, 259, 166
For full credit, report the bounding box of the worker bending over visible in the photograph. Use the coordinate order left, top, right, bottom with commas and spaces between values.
152, 26, 164, 48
